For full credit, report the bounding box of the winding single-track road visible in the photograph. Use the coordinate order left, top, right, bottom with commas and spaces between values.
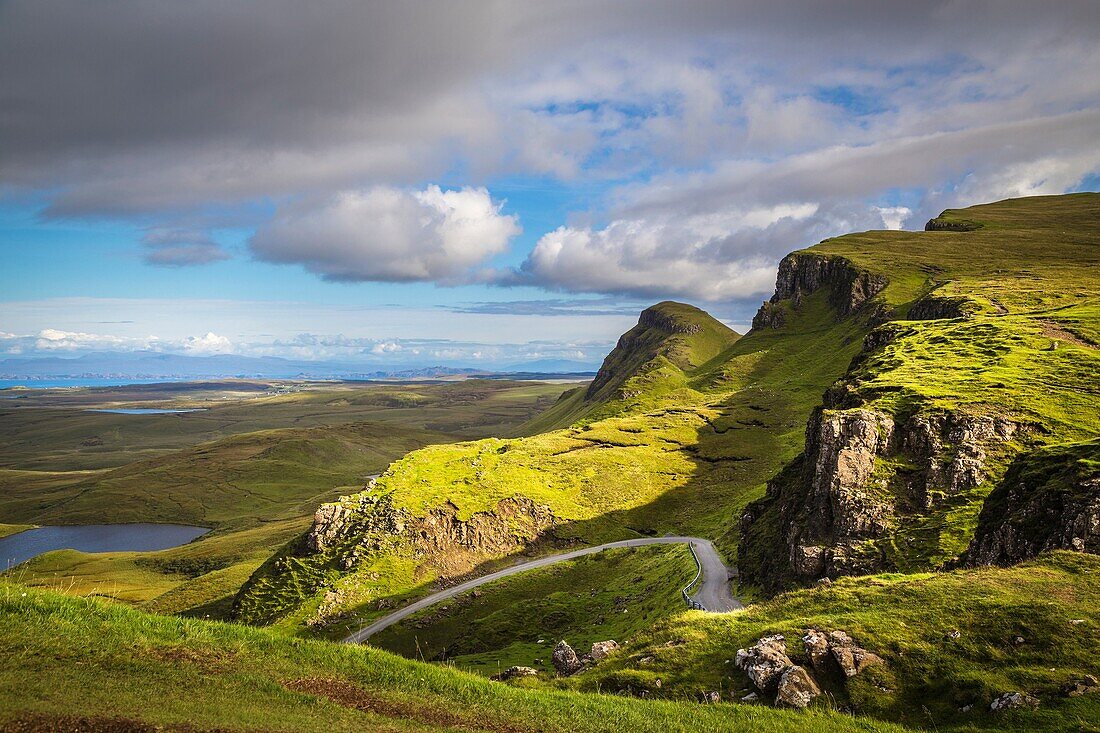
343, 536, 741, 644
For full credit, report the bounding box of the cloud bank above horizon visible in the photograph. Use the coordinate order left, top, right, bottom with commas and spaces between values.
2, 0, 1099, 364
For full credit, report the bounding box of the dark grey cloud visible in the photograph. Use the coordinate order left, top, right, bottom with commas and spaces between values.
2, 0, 1099, 306
3, 1, 1098, 217
141, 228, 229, 267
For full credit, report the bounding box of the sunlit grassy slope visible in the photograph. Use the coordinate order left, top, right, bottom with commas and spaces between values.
0, 581, 911, 733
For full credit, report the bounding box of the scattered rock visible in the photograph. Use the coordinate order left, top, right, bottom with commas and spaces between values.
1012, 636, 1026, 646
740, 692, 760, 702
735, 635, 794, 693
826, 630, 884, 677
990, 692, 1040, 712
775, 666, 821, 709
551, 640, 584, 676
1062, 675, 1099, 697
702, 691, 721, 704
945, 629, 961, 640
492, 666, 539, 681
802, 628, 883, 678
637, 655, 655, 665
960, 704, 973, 713
815, 577, 833, 587
589, 640, 620, 661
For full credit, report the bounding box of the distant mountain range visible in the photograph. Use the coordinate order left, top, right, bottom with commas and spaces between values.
0, 351, 598, 382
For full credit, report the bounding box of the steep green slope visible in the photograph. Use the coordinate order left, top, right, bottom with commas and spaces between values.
240, 194, 1098, 688
0, 581, 911, 733
740, 193, 1100, 591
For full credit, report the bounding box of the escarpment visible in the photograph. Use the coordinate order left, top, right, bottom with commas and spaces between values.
741, 402, 1027, 589
751, 252, 888, 331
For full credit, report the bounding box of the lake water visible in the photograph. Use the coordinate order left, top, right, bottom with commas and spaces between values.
0, 378, 191, 389
0, 524, 210, 568
85, 408, 208, 415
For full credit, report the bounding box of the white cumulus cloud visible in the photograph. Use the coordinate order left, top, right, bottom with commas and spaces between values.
249, 185, 520, 283
183, 332, 232, 354
517, 204, 818, 301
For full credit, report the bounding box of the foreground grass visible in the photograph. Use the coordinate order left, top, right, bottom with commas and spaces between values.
0, 580, 910, 733
575, 552, 1100, 732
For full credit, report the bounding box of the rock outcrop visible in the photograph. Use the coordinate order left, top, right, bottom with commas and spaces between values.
552, 640, 585, 676
908, 293, 972, 321
803, 629, 883, 678
775, 666, 821, 709
492, 666, 540, 681
741, 404, 1025, 588
406, 496, 556, 576
735, 635, 795, 694
589, 640, 620, 661
1062, 675, 1099, 697
752, 252, 889, 331
964, 441, 1099, 567
990, 691, 1039, 712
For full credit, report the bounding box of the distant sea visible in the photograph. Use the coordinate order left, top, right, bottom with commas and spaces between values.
0, 378, 192, 390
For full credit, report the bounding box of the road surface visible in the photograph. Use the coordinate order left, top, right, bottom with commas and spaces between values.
343, 535, 741, 644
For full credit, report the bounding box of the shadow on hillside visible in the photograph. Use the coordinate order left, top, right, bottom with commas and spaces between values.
322, 312, 872, 649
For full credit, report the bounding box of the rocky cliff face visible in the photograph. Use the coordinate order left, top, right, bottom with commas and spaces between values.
752, 252, 889, 331
964, 441, 1099, 566
741, 403, 1026, 588
235, 487, 557, 625
406, 496, 556, 576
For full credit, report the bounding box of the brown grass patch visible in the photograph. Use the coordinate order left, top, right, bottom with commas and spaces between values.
284, 677, 536, 733
145, 644, 235, 674
0, 714, 249, 733
1039, 320, 1096, 348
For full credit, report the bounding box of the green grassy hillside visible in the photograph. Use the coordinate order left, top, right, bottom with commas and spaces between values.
235, 288, 868, 632
572, 551, 1100, 732
0, 380, 576, 617
0, 581, 910, 733
0, 422, 450, 528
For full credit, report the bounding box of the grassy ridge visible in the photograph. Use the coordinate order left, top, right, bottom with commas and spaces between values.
0, 580, 910, 733
8, 516, 310, 617
0, 380, 575, 616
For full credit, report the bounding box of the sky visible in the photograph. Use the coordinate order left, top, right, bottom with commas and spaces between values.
2, 0, 1099, 370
